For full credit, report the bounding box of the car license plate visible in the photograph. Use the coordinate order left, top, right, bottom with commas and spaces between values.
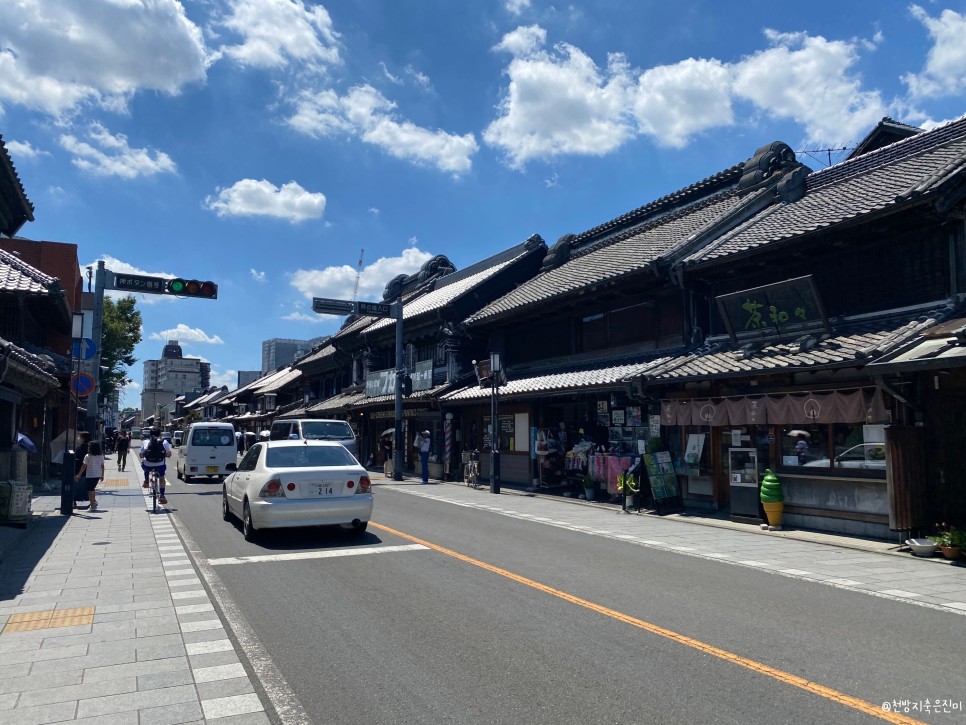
304, 483, 335, 497
206, 466, 219, 473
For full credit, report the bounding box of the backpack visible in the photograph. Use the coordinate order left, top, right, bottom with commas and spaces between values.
144, 437, 166, 463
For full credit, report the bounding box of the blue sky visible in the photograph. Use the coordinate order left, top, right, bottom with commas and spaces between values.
3, 0, 966, 409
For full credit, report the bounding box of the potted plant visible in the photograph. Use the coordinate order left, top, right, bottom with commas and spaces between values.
581, 473, 597, 501
617, 471, 639, 506
929, 523, 964, 560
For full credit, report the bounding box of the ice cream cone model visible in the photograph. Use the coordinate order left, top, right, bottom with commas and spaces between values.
759, 469, 784, 529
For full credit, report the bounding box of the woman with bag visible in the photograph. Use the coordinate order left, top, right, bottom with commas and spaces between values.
75, 440, 105, 511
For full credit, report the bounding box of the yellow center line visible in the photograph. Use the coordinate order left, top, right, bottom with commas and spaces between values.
371, 521, 924, 725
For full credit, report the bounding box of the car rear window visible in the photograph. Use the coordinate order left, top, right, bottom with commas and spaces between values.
266, 445, 357, 468
191, 428, 235, 446
300, 421, 354, 440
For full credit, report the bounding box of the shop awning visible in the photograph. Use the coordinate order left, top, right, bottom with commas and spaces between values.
866, 317, 966, 374
441, 359, 669, 403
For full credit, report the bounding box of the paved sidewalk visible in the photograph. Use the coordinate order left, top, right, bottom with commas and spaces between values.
384, 475, 966, 615
0, 459, 269, 724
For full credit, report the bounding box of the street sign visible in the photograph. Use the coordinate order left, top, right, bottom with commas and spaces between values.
71, 337, 96, 361
312, 297, 356, 316
312, 297, 395, 318
357, 301, 393, 317
70, 372, 96, 397
109, 272, 166, 294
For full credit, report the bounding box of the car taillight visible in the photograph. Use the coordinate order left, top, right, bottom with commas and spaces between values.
259, 478, 285, 498
358, 475, 371, 494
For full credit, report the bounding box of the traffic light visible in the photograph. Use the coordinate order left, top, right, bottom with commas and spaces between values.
166, 278, 218, 299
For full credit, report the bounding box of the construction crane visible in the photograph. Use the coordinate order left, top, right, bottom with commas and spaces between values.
352, 248, 364, 302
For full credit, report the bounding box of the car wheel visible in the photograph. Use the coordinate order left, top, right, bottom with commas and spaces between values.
222, 490, 232, 522
242, 501, 256, 541
176, 465, 183, 481
184, 470, 193, 483
350, 521, 368, 535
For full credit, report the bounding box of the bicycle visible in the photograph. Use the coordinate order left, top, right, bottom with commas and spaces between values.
463, 449, 481, 488
148, 468, 160, 513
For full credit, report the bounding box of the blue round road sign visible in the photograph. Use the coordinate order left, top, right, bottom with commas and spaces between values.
70, 372, 95, 397
72, 338, 97, 361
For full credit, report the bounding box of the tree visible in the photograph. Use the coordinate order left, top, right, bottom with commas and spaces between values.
100, 296, 142, 400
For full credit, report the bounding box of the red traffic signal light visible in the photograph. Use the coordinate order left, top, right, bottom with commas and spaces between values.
167, 278, 218, 299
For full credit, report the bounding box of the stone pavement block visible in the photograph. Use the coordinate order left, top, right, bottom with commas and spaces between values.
188, 649, 240, 670
30, 647, 137, 675
83, 655, 189, 683
194, 676, 254, 702
177, 611, 219, 624
179, 619, 222, 633
184, 639, 233, 656
136, 669, 195, 692
180, 627, 229, 645
0, 638, 41, 655
137, 699, 204, 725
16, 676, 138, 708
71, 711, 139, 724
0, 691, 19, 710
174, 602, 214, 615
206, 713, 271, 725
192, 663, 246, 683
75, 683, 197, 719
200, 693, 263, 720
0, 698, 76, 724
0, 669, 83, 696
0, 662, 31, 679
136, 620, 183, 638
135, 642, 187, 662
4, 642, 88, 665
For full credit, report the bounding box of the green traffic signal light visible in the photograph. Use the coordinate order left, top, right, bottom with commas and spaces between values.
166, 277, 217, 299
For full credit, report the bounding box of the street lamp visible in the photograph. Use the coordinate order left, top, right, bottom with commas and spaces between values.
473, 354, 504, 494
60, 311, 85, 515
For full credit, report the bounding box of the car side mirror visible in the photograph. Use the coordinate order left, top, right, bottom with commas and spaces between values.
225, 463, 237, 471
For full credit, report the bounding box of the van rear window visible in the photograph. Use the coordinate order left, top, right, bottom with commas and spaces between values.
301, 421, 353, 440
191, 428, 235, 446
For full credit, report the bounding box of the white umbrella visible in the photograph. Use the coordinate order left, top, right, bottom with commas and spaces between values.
381, 427, 395, 437
787, 429, 811, 438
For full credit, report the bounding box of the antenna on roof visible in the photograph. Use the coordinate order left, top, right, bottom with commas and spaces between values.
352, 248, 364, 302
796, 145, 856, 168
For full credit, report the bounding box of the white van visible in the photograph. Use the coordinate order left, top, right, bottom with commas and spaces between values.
177, 422, 236, 483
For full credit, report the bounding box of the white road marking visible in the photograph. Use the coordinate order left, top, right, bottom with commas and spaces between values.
207, 543, 428, 566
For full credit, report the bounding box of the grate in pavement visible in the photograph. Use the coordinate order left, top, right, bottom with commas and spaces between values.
1, 606, 95, 634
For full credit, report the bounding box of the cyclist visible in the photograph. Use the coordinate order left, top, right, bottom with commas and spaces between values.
139, 427, 172, 505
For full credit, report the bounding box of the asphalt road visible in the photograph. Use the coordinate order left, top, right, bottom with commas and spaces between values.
163, 476, 965, 725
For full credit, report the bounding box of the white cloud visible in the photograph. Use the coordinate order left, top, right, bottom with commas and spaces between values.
493, 25, 546, 57
289, 246, 432, 302
250, 268, 267, 283
631, 58, 733, 148
0, 0, 207, 118
380, 62, 403, 85
484, 35, 634, 168
213, 0, 341, 71
505, 0, 532, 17
286, 84, 478, 175
204, 178, 326, 222
903, 5, 966, 99
59, 123, 177, 178
209, 368, 238, 389
149, 323, 224, 345
485, 24, 888, 165
4, 139, 47, 159
731, 29, 886, 144
405, 65, 433, 91
282, 310, 328, 322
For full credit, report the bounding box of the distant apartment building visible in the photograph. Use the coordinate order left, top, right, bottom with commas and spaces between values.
261, 337, 325, 373
141, 340, 210, 418
237, 370, 261, 388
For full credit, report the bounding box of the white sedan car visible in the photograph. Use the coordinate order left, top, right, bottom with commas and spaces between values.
223, 440, 373, 541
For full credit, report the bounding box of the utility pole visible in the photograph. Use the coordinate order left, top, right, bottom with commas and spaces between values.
393, 300, 405, 481
86, 260, 106, 437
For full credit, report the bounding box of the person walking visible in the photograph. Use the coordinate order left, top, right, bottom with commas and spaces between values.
139, 427, 172, 505
115, 429, 130, 471
418, 430, 431, 483
75, 440, 105, 510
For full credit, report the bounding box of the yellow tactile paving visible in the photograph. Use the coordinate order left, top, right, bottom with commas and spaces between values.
1, 607, 95, 634
99, 479, 128, 487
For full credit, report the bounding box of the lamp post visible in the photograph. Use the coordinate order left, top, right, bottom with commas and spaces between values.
489, 353, 501, 494
60, 312, 85, 515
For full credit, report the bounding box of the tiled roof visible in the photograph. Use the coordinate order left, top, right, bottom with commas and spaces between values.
466, 190, 746, 325
296, 343, 337, 367
307, 390, 365, 413
0, 135, 34, 236
441, 359, 669, 402
355, 382, 453, 406
0, 246, 57, 294
685, 116, 966, 266
867, 316, 966, 373
333, 240, 541, 339
0, 336, 59, 388
637, 307, 954, 383
254, 367, 302, 395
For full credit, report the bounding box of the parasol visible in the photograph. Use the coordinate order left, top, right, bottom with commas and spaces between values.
381, 427, 395, 437
787, 429, 811, 438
